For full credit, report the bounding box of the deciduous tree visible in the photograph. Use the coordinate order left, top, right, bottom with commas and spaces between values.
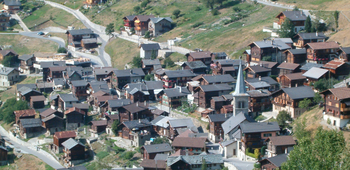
278, 18, 295, 38
276, 110, 292, 128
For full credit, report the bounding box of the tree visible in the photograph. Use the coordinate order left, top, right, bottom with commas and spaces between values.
0, 98, 29, 124
211, 9, 220, 16
278, 18, 295, 38
144, 74, 154, 81
276, 110, 292, 128
144, 31, 150, 38
2, 55, 18, 67
201, 158, 207, 170
140, 1, 148, 8
293, 6, 299, 11
153, 137, 170, 144
111, 119, 119, 135
313, 78, 334, 92
254, 149, 260, 159
150, 50, 157, 59
133, 6, 141, 14
334, 10, 339, 28
172, 9, 181, 19
163, 57, 175, 68
57, 47, 67, 53
282, 128, 347, 170
313, 93, 322, 104
131, 56, 142, 68
105, 23, 115, 38
299, 98, 312, 110
293, 118, 311, 140
202, 0, 215, 9
305, 16, 312, 33
130, 27, 135, 34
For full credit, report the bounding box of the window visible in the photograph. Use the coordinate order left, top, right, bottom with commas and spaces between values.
263, 133, 272, 137
237, 101, 245, 108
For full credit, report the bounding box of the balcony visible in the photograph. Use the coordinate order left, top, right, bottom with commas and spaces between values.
272, 101, 286, 107
341, 115, 350, 119
340, 107, 350, 112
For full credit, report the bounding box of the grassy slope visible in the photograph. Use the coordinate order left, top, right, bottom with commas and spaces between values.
105, 38, 140, 69
0, 76, 42, 101
0, 154, 54, 170
0, 35, 58, 55
22, 5, 85, 31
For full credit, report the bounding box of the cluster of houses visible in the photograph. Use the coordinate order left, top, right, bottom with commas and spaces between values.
123, 15, 173, 36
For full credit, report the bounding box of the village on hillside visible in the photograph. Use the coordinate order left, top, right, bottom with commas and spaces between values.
0, 0, 349, 169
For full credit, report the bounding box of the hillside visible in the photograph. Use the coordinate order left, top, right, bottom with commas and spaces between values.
275, 0, 348, 10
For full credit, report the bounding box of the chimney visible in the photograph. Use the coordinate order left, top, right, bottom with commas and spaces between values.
137, 102, 139, 107
285, 148, 288, 154
139, 119, 141, 123
144, 100, 146, 106
185, 149, 188, 156
259, 76, 261, 81
179, 87, 182, 93
316, 31, 318, 37
271, 39, 274, 45
225, 113, 227, 118
295, 83, 298, 87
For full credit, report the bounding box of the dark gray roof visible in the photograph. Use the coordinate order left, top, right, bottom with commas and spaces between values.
113, 68, 145, 78
142, 143, 172, 153
0, 67, 17, 76
140, 43, 161, 51
213, 59, 243, 66
123, 119, 151, 129
66, 66, 83, 78
247, 89, 272, 97
154, 154, 169, 161
287, 49, 306, 55
124, 15, 136, 21
36, 82, 54, 89
281, 86, 315, 100
240, 122, 280, 133
199, 84, 232, 92
53, 78, 65, 86
142, 59, 161, 66
18, 86, 41, 96
4, 0, 21, 6
89, 81, 110, 93
167, 154, 223, 166
297, 32, 326, 40
302, 67, 328, 79
42, 114, 63, 122
341, 47, 350, 54
300, 63, 323, 71
108, 99, 131, 108
248, 65, 271, 73
144, 81, 163, 90
281, 11, 307, 21
212, 52, 227, 58
264, 154, 288, 167
251, 40, 291, 50
150, 115, 175, 128
164, 70, 196, 78
168, 118, 195, 128
94, 67, 116, 75
182, 61, 208, 70
66, 29, 93, 36
202, 74, 235, 84
222, 112, 251, 134
81, 38, 97, 44
18, 54, 34, 61
125, 83, 148, 92
72, 103, 89, 109
71, 80, 88, 87
59, 94, 78, 102
245, 76, 278, 86
162, 87, 190, 98
150, 17, 173, 24
17, 84, 37, 91
211, 96, 225, 102
61, 138, 84, 150
188, 133, 208, 138
248, 81, 271, 89
40, 61, 65, 69
20, 118, 42, 128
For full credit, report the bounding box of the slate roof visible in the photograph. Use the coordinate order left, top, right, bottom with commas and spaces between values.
54, 131, 76, 139
66, 66, 83, 78
280, 11, 307, 21
140, 43, 161, 51
250, 40, 291, 50
247, 65, 271, 73
59, 94, 78, 102
90, 120, 107, 126
61, 138, 84, 150
72, 103, 89, 110
123, 119, 152, 129
123, 15, 136, 21
107, 99, 131, 108
341, 47, 350, 54
187, 51, 212, 59
281, 86, 315, 100
71, 80, 88, 87
141, 159, 166, 169
247, 89, 272, 97
17, 86, 41, 96
142, 143, 172, 153
154, 153, 169, 161
40, 61, 66, 69
164, 70, 196, 78
144, 81, 163, 90
66, 29, 93, 36
88, 81, 110, 93
31, 95, 45, 102
297, 32, 326, 40
17, 84, 37, 91
18, 54, 34, 61
300, 63, 323, 71
150, 17, 173, 23
81, 38, 97, 44
240, 122, 280, 133
53, 78, 66, 86
222, 112, 253, 134
202, 74, 235, 84
4, 0, 21, 6
267, 136, 296, 146
305, 41, 340, 50
284, 72, 306, 80
113, 68, 145, 78
123, 102, 148, 113
212, 52, 227, 58
249, 81, 271, 89
213, 59, 244, 66
284, 49, 306, 55
245, 76, 279, 85
172, 137, 207, 148
20, 118, 42, 128
208, 113, 233, 122
182, 61, 208, 69
199, 84, 232, 92
40, 108, 58, 118
302, 67, 328, 79
94, 67, 116, 75
274, 38, 293, 44
167, 154, 223, 166
36, 82, 54, 89
211, 96, 225, 102
150, 115, 175, 128
162, 87, 190, 98
168, 118, 195, 128
0, 67, 17, 75
261, 154, 288, 168
277, 62, 300, 70
142, 59, 161, 66
42, 114, 62, 122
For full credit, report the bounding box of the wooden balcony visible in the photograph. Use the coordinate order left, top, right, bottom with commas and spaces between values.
340, 107, 350, 112
341, 115, 350, 119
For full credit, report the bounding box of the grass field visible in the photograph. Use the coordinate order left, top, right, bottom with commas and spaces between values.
0, 35, 58, 55
0, 154, 54, 170
105, 38, 140, 69
22, 4, 85, 31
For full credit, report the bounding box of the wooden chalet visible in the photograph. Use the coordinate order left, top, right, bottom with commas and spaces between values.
210, 59, 241, 77
259, 154, 288, 170
118, 119, 152, 147
134, 15, 154, 35
245, 76, 279, 92
265, 136, 296, 157
0, 145, 7, 166
192, 74, 235, 86
196, 84, 232, 108
322, 60, 350, 78
89, 120, 107, 134
65, 107, 85, 130
302, 67, 329, 86
277, 62, 300, 76
305, 41, 340, 64
186, 51, 213, 65
248, 39, 291, 64
18, 54, 35, 74
181, 61, 208, 74
284, 49, 306, 64
62, 138, 85, 164
158, 87, 190, 108
168, 118, 197, 139
247, 89, 272, 116
244, 65, 271, 79
162, 70, 196, 88
70, 80, 89, 100
150, 115, 175, 138
99, 99, 131, 116
118, 102, 152, 123
40, 108, 64, 119
14, 109, 36, 125
339, 47, 350, 62
42, 114, 64, 135
51, 131, 76, 153
141, 143, 172, 159
107, 68, 145, 89
66, 29, 97, 49
293, 32, 327, 48
278, 72, 306, 88
18, 118, 44, 139
172, 137, 207, 155
207, 113, 233, 143
275, 11, 306, 33
93, 67, 116, 81
210, 94, 232, 113
30, 95, 45, 109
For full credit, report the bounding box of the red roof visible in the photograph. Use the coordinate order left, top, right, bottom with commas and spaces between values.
322, 60, 345, 69
54, 131, 76, 139
305, 41, 340, 50
64, 107, 85, 115
14, 109, 36, 118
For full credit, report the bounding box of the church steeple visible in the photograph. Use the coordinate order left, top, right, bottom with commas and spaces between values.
233, 60, 246, 95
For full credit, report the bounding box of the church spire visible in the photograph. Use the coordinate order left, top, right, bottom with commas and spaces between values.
233, 60, 246, 95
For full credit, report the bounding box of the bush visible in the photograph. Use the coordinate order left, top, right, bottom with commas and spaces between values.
112, 146, 126, 154
144, 31, 150, 38
131, 56, 142, 68
254, 163, 261, 169
195, 6, 201, 11
120, 151, 135, 160
96, 151, 109, 159
172, 9, 181, 19
145, 74, 154, 81
211, 9, 220, 16
153, 137, 169, 144
262, 56, 272, 61
133, 6, 141, 14
2, 55, 18, 67
327, 118, 331, 124
254, 149, 260, 159
57, 47, 67, 53
163, 57, 175, 68
192, 22, 204, 28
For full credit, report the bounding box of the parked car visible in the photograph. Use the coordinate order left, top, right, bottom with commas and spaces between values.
37, 32, 44, 35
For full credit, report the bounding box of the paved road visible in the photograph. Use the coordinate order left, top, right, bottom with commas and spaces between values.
0, 126, 63, 169
224, 157, 255, 170
11, 14, 30, 32
45, 0, 111, 66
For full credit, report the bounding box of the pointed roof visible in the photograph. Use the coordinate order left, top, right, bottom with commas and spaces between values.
233, 60, 247, 96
